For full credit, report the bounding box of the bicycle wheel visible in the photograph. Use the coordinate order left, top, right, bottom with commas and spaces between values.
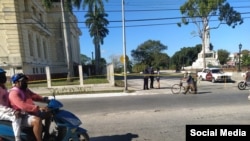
181, 86, 194, 94
171, 84, 181, 94
181, 86, 187, 93
238, 81, 246, 90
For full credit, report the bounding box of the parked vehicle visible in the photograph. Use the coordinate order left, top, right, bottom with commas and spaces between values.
197, 68, 232, 83
238, 81, 250, 90
0, 94, 89, 141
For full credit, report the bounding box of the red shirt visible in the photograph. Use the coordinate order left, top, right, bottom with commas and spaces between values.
8, 87, 44, 115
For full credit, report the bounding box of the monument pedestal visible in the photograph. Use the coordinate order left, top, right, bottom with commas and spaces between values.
192, 50, 220, 69
189, 25, 220, 69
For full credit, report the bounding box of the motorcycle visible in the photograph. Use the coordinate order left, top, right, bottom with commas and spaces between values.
0, 94, 89, 141
238, 81, 250, 90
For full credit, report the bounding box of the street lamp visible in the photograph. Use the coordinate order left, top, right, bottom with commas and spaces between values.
238, 43, 242, 72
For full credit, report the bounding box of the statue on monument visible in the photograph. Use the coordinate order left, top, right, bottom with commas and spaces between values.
191, 25, 220, 68
204, 25, 210, 53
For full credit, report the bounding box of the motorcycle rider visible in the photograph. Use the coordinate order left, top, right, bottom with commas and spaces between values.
8, 73, 51, 141
0, 68, 22, 141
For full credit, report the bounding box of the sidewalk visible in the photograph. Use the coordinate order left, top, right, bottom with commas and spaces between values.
29, 83, 125, 96
29, 71, 244, 98
29, 78, 177, 97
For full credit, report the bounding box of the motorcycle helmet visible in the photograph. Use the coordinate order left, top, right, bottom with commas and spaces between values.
11, 73, 28, 83
0, 68, 7, 83
0, 68, 6, 74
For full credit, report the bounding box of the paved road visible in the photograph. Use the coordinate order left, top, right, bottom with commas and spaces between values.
58, 81, 249, 141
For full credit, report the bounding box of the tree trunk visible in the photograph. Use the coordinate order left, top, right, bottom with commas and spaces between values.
61, 0, 73, 81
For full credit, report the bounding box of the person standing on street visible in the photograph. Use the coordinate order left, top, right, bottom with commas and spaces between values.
156, 67, 160, 89
143, 68, 149, 90
149, 66, 155, 88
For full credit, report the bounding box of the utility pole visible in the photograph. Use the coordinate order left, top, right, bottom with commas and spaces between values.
122, 0, 128, 91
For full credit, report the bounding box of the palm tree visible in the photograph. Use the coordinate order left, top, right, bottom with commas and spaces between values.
82, 0, 108, 74
85, 8, 109, 74
82, 0, 107, 13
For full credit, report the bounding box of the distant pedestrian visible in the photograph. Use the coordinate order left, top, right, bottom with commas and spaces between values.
148, 67, 154, 88
156, 67, 160, 89
143, 68, 149, 90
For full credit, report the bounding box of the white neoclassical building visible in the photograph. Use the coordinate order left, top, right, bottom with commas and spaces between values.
0, 0, 81, 80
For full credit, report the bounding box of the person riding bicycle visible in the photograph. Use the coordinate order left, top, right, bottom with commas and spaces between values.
244, 70, 250, 82
183, 71, 195, 94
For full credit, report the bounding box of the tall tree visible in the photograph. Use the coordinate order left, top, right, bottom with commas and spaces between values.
171, 44, 202, 70
217, 49, 230, 65
80, 54, 92, 65
85, 8, 109, 74
82, 0, 107, 13
42, 0, 82, 81
241, 50, 250, 68
131, 40, 168, 67
82, 0, 109, 74
178, 0, 243, 69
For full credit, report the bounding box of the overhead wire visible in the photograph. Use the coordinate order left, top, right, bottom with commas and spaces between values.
0, 1, 250, 29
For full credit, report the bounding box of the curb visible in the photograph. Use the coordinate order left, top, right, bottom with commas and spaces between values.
51, 92, 138, 99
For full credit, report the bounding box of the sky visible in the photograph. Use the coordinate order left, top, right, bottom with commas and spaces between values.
74, 0, 250, 63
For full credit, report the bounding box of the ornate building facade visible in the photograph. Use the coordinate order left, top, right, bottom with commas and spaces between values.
0, 0, 81, 79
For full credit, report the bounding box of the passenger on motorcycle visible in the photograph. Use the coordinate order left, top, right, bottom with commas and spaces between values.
8, 73, 51, 141
0, 68, 22, 141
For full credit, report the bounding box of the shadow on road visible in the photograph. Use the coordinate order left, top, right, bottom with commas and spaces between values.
196, 91, 212, 94
90, 133, 139, 141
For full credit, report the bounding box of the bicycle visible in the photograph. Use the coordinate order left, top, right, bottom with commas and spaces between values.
171, 79, 192, 94
238, 81, 250, 90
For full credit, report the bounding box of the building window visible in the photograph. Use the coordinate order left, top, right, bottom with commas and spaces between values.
28, 33, 34, 56
37, 37, 41, 58
24, 0, 28, 11
33, 68, 36, 74
40, 68, 45, 74
32, 6, 36, 17
39, 13, 43, 22
43, 40, 47, 59
38, 13, 45, 27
